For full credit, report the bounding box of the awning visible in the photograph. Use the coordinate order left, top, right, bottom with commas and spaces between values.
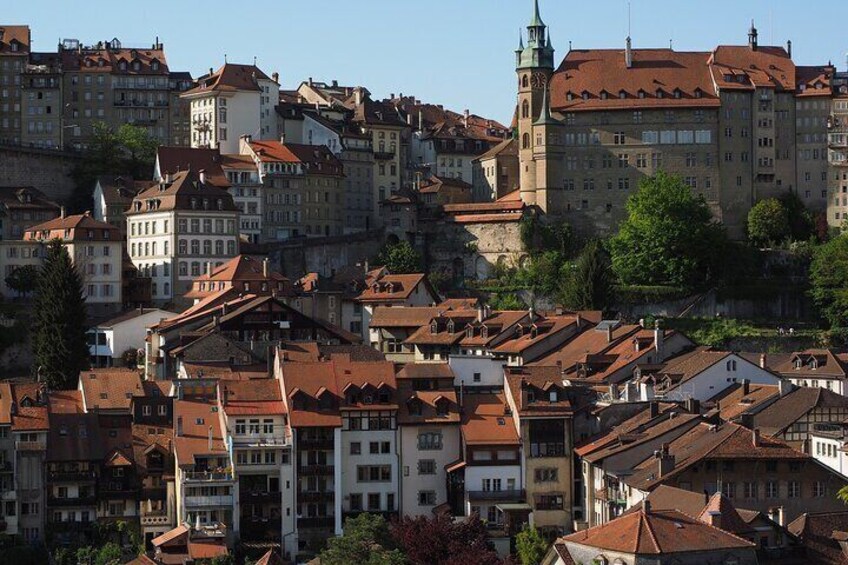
445, 459, 466, 473
497, 503, 532, 512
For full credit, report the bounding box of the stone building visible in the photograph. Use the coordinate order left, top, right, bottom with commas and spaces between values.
0, 26, 29, 145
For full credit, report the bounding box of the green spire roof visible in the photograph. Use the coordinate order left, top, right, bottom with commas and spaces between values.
534, 86, 557, 126
530, 0, 545, 27
518, 28, 524, 50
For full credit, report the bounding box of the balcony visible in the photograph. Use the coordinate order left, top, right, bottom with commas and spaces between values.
184, 495, 234, 508
183, 470, 234, 483
47, 495, 97, 507
467, 489, 525, 502
232, 435, 291, 448
374, 150, 395, 161
15, 440, 45, 452
297, 516, 335, 529
240, 490, 282, 503
48, 470, 97, 482
298, 491, 335, 503
299, 465, 335, 476
298, 437, 334, 450
100, 485, 138, 498
140, 513, 171, 527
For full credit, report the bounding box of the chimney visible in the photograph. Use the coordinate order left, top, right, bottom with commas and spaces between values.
60, 206, 66, 219
779, 379, 794, 397
625, 36, 633, 68
222, 386, 228, 406
176, 416, 183, 437
649, 401, 659, 418
656, 444, 674, 477
208, 425, 213, 451
206, 262, 213, 277
740, 413, 754, 429
308, 77, 313, 86
198, 169, 207, 185
576, 312, 582, 328
786, 40, 792, 58
333, 80, 339, 88
263, 257, 269, 278
606, 324, 614, 343
654, 319, 664, 356
685, 398, 700, 414
759, 353, 767, 369
272, 72, 279, 83
280, 133, 286, 145
752, 427, 761, 447
642, 499, 651, 514
477, 302, 485, 323
742, 379, 750, 395
520, 378, 529, 408
209, 67, 214, 76
464, 108, 470, 127
706, 510, 722, 529
749, 20, 758, 51
354, 87, 363, 107
418, 109, 423, 130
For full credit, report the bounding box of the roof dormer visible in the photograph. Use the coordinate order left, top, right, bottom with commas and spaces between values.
446, 319, 455, 333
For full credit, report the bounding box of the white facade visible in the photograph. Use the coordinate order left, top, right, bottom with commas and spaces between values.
659, 354, 782, 402
87, 308, 178, 367
0, 240, 42, 298
786, 375, 846, 395
812, 430, 848, 476
69, 240, 124, 308
398, 425, 460, 516
339, 413, 400, 517
127, 210, 239, 303
449, 354, 506, 388
224, 166, 263, 243
464, 464, 522, 525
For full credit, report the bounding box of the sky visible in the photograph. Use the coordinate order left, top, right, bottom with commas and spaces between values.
7, 0, 848, 124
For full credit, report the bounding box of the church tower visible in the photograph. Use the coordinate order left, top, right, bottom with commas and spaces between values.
516, 0, 555, 208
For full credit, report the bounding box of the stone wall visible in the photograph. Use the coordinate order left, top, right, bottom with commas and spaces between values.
0, 145, 81, 203
424, 219, 528, 280
267, 229, 386, 279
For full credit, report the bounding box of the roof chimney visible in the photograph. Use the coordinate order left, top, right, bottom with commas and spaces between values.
749, 20, 758, 51
520, 378, 529, 408
706, 510, 722, 529
656, 444, 674, 477
642, 499, 651, 514
786, 40, 792, 58
625, 36, 633, 68
208, 425, 213, 451
752, 427, 761, 447
60, 206, 66, 219
759, 353, 767, 369
176, 416, 183, 437
354, 87, 363, 107
779, 379, 794, 397
263, 257, 269, 278
198, 169, 207, 185
742, 379, 750, 395
606, 324, 614, 343
649, 401, 659, 418
654, 319, 664, 356
272, 72, 279, 83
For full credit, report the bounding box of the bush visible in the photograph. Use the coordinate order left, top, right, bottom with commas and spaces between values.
747, 198, 790, 247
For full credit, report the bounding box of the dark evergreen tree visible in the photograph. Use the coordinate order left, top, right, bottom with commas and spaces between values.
560, 240, 615, 311
33, 240, 89, 389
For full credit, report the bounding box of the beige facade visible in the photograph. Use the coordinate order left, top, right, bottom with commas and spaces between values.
20, 52, 62, 149
0, 26, 28, 145
828, 74, 848, 225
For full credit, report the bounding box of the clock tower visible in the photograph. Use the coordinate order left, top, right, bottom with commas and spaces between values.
516, 0, 555, 207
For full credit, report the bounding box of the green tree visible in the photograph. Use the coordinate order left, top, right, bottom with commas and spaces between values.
210, 555, 236, 565
376, 241, 422, 274
320, 513, 406, 565
560, 240, 615, 311
33, 240, 89, 390
810, 234, 848, 328
747, 198, 790, 247
94, 543, 122, 565
779, 191, 815, 241
4, 264, 39, 297
488, 292, 526, 310
117, 123, 159, 178
609, 171, 727, 288
515, 525, 549, 565
518, 251, 565, 297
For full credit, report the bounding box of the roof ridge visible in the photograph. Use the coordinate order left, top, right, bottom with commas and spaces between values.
642, 508, 662, 553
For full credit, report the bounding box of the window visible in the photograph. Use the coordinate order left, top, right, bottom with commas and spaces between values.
613, 132, 625, 145
418, 460, 436, 475
765, 481, 778, 498
788, 480, 800, 498
743, 481, 757, 499
722, 481, 735, 498
356, 465, 391, 482
534, 468, 558, 482
349, 493, 362, 511
418, 432, 442, 450
813, 481, 826, 497
350, 442, 361, 455
418, 491, 436, 506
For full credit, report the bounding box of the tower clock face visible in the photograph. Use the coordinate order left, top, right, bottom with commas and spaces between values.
530, 72, 548, 89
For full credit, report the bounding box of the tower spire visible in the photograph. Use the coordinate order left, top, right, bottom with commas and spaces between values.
519, 28, 524, 50
530, 0, 545, 27
535, 85, 556, 126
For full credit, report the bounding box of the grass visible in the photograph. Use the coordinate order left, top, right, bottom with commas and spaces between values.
661, 317, 821, 348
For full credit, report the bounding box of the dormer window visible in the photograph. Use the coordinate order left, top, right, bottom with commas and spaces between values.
98, 59, 105, 67
119, 60, 127, 71
481, 326, 488, 339
151, 60, 160, 71
694, 88, 703, 99
566, 92, 574, 102
549, 390, 558, 402
810, 359, 819, 370
582, 91, 590, 100
466, 326, 474, 339
638, 89, 646, 99
515, 325, 524, 337
430, 321, 438, 334
673, 88, 682, 99
447, 320, 455, 333
656, 89, 664, 98
795, 358, 802, 369
619, 90, 627, 99
408, 398, 422, 416
600, 90, 609, 100
435, 398, 449, 417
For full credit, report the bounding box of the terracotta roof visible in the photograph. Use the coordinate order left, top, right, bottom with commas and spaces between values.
48, 390, 85, 414
753, 386, 848, 437
183, 63, 272, 95
24, 212, 119, 242
398, 388, 460, 425
531, 323, 641, 369
79, 368, 144, 411
356, 273, 430, 303
156, 147, 228, 188
221, 379, 285, 416
710, 45, 794, 90
419, 175, 473, 194
491, 314, 580, 356
0, 26, 30, 55
650, 348, 734, 387
475, 137, 518, 162
504, 368, 574, 418
562, 507, 754, 554
125, 556, 158, 565
448, 212, 525, 224
706, 382, 779, 422
220, 153, 257, 170
186, 255, 292, 299
95, 307, 177, 329
698, 492, 755, 536
396, 363, 455, 380
637, 484, 709, 518
61, 45, 168, 75
11, 382, 48, 431
254, 549, 285, 565
173, 400, 229, 465
188, 541, 228, 559
46, 412, 104, 462
551, 49, 719, 111
0, 186, 60, 213
248, 141, 344, 175
132, 422, 173, 474
95, 176, 147, 208
130, 169, 238, 215
0, 382, 11, 425
369, 306, 443, 328
771, 349, 848, 379
152, 524, 189, 547
460, 393, 519, 446
787, 511, 848, 565
279, 362, 342, 428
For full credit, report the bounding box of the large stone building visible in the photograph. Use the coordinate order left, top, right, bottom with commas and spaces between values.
0, 26, 29, 145
515, 3, 835, 238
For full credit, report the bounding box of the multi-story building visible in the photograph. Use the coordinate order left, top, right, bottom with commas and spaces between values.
0, 26, 29, 145
20, 51, 63, 149
86, 307, 177, 368
183, 63, 278, 154
24, 212, 123, 315
515, 3, 832, 237
92, 175, 147, 237
0, 383, 15, 537
219, 380, 292, 547
126, 169, 240, 305
184, 254, 292, 305
472, 138, 519, 202
827, 67, 848, 225
240, 138, 345, 239
0, 185, 60, 239
10, 383, 48, 544
357, 271, 439, 345
414, 120, 508, 183
60, 38, 171, 149
796, 65, 833, 208
221, 154, 263, 242
168, 71, 194, 147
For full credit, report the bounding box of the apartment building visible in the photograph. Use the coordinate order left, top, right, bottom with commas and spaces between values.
221, 154, 263, 242
126, 169, 240, 305
8, 383, 48, 544
24, 212, 123, 315
0, 185, 60, 239
183, 63, 278, 154
357, 271, 439, 345
0, 26, 29, 145
516, 3, 833, 237
60, 38, 171, 148
828, 69, 848, 225
20, 51, 62, 149
184, 254, 292, 305
92, 175, 147, 237
472, 138, 520, 202
768, 349, 848, 395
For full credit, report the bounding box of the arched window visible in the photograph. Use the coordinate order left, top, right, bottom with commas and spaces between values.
522, 133, 530, 149
521, 99, 530, 119
522, 74, 529, 88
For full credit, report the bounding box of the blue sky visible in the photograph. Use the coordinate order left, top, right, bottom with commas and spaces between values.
7, 0, 848, 124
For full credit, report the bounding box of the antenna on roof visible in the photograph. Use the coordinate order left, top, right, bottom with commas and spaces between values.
253, 55, 257, 66
224, 53, 227, 64
627, 0, 632, 38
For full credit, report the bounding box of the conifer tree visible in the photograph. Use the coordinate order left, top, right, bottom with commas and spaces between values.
33, 240, 89, 389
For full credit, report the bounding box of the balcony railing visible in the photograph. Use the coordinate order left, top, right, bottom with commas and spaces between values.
240, 490, 283, 503
15, 441, 45, 452
184, 494, 234, 507
140, 514, 171, 527
232, 435, 291, 448
183, 470, 234, 482
297, 516, 334, 529
47, 495, 97, 507
48, 470, 97, 482
467, 489, 525, 502
297, 438, 334, 450
298, 491, 335, 503
299, 465, 335, 476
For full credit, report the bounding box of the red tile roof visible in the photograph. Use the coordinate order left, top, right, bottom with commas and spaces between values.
24, 212, 119, 242
183, 63, 271, 95
173, 400, 229, 465
156, 147, 229, 188
356, 273, 430, 303
460, 393, 519, 446
0, 382, 11, 425
0, 26, 30, 55
249, 141, 344, 175
221, 379, 285, 416
130, 169, 238, 214
78, 368, 144, 411
186, 255, 292, 299
61, 45, 168, 75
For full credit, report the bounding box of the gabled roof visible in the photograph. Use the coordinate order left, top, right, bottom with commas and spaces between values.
460, 393, 519, 446
753, 386, 848, 436
24, 212, 119, 242
221, 379, 285, 416
356, 273, 431, 303
173, 400, 229, 465
369, 306, 444, 328
130, 169, 238, 214
95, 175, 147, 207
698, 492, 755, 536
0, 186, 60, 212
474, 138, 517, 162
562, 506, 754, 554
772, 348, 848, 379
0, 26, 30, 55
183, 63, 272, 95
787, 511, 848, 565
79, 368, 144, 412
156, 146, 228, 188
152, 524, 189, 547
504, 367, 575, 418
706, 381, 779, 422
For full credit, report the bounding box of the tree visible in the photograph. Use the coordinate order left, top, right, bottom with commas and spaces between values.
210, 555, 236, 565
810, 234, 848, 328
392, 513, 502, 565
117, 123, 159, 179
4, 264, 39, 297
779, 191, 815, 241
94, 543, 122, 565
608, 171, 727, 288
376, 241, 422, 274
33, 240, 89, 390
560, 240, 615, 311
747, 198, 790, 247
515, 525, 549, 565
320, 514, 405, 565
